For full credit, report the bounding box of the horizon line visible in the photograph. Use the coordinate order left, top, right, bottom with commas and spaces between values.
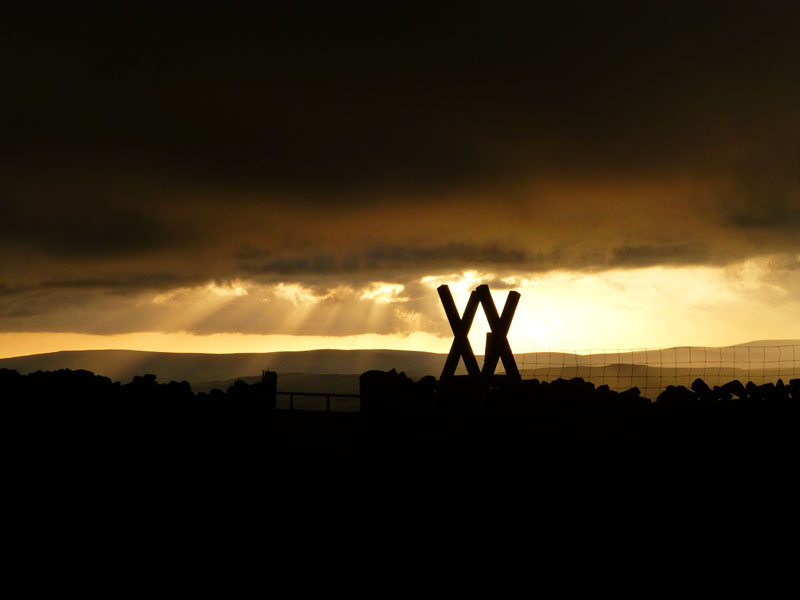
3, 339, 800, 362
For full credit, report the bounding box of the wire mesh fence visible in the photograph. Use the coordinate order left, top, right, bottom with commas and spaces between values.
513, 344, 800, 399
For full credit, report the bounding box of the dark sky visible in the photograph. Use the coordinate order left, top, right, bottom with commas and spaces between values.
1, 2, 799, 339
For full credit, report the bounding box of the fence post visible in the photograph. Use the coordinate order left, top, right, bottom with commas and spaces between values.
262, 370, 277, 410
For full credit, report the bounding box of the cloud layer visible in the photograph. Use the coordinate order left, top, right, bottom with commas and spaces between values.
1, 3, 798, 338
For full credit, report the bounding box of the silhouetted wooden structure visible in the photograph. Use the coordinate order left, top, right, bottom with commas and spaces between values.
438, 285, 481, 377
438, 284, 521, 380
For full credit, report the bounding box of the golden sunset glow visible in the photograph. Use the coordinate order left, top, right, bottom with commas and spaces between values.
2, 255, 797, 360
422, 258, 800, 352
0, 331, 449, 359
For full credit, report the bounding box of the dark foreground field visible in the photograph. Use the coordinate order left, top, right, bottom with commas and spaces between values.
4, 367, 797, 474
5, 364, 798, 565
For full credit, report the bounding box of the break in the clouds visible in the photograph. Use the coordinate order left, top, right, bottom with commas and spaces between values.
1, 259, 798, 350
0, 3, 798, 341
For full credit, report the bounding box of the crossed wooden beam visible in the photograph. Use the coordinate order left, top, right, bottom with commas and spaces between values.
438, 284, 521, 380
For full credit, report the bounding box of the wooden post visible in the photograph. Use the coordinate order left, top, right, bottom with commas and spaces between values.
438, 285, 482, 378
262, 369, 277, 409
475, 285, 521, 379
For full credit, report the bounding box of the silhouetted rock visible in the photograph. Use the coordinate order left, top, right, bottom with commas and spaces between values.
360, 368, 433, 420
165, 379, 194, 400
721, 380, 747, 399
712, 385, 732, 402
691, 377, 712, 398
656, 385, 696, 406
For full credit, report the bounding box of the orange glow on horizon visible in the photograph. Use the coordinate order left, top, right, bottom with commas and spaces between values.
0, 331, 453, 359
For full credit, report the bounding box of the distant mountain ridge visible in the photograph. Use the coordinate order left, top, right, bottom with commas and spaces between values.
1, 340, 797, 394
734, 340, 800, 347
0, 349, 450, 390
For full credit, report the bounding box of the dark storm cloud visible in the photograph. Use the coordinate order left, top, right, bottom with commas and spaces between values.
1, 1, 799, 335
716, 136, 799, 222
0, 273, 190, 303
1, 199, 180, 258
724, 180, 800, 232
609, 244, 712, 268
39, 273, 192, 292
240, 243, 529, 276
3, 2, 798, 191
363, 244, 528, 265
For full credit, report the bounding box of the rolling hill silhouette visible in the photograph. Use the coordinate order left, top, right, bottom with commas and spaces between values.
1, 340, 796, 394
0, 349, 449, 392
